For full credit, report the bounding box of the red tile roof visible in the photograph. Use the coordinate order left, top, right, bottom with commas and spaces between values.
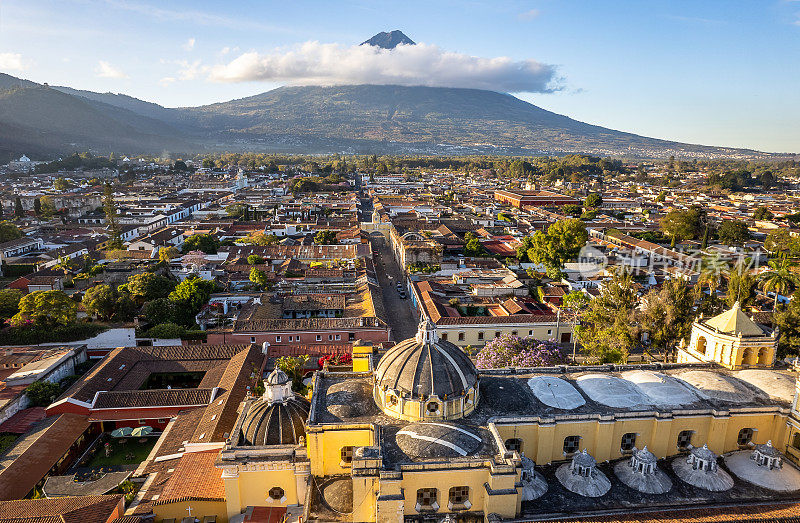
155, 450, 225, 504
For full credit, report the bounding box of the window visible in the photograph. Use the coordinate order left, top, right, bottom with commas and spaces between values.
387, 395, 398, 407
138, 419, 147, 425
792, 433, 800, 450
269, 486, 285, 501
328, 334, 334, 341
505, 438, 522, 453
621, 433, 637, 452
316, 335, 322, 341
458, 332, 465, 341
495, 331, 501, 338
738, 428, 754, 447
340, 446, 354, 464
677, 430, 694, 450
448, 486, 470, 509
563, 435, 581, 455
441, 333, 448, 341
349, 332, 355, 341
547, 329, 552, 336
416, 488, 438, 512
511, 330, 517, 336
335, 334, 341, 341
250, 336, 256, 343
427, 401, 439, 413
478, 331, 484, 341
276, 335, 281, 343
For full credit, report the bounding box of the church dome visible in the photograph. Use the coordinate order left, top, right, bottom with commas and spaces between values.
266, 367, 290, 386
240, 395, 310, 446
374, 320, 479, 421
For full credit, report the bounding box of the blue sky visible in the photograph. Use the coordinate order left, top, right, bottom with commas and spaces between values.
1, 0, 799, 152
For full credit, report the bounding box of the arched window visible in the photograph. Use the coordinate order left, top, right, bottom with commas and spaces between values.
427, 401, 439, 413
415, 488, 439, 512
448, 486, 470, 509
737, 428, 754, 447
505, 438, 522, 453
696, 336, 707, 355
621, 432, 637, 452
677, 430, 693, 450
563, 435, 581, 455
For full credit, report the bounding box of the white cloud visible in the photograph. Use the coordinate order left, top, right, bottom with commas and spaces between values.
95, 60, 129, 79
0, 52, 26, 71
159, 76, 177, 86
183, 37, 196, 51
209, 41, 558, 93
518, 9, 540, 20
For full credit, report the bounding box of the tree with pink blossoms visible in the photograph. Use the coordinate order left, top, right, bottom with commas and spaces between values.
475, 334, 567, 369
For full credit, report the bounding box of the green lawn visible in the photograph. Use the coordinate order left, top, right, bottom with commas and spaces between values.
85, 437, 156, 468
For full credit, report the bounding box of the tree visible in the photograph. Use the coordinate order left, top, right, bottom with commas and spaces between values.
226, 203, 249, 219
463, 232, 485, 257
0, 221, 22, 243
248, 254, 265, 265
33, 198, 42, 217
753, 206, 774, 221
0, 289, 23, 319
142, 297, 179, 325
168, 276, 216, 316
182, 234, 220, 254
660, 205, 709, 248
103, 183, 123, 249
202, 158, 214, 169
717, 220, 751, 246
526, 219, 588, 278
726, 263, 758, 309
82, 284, 117, 320
562, 290, 590, 359
475, 335, 567, 369
173, 160, 188, 171
276, 355, 310, 392
53, 177, 72, 191
584, 193, 603, 208
146, 322, 187, 339
775, 291, 800, 358
314, 230, 339, 245
562, 204, 582, 217
158, 246, 180, 264
124, 273, 175, 305
11, 290, 77, 327
14, 196, 23, 218
249, 267, 269, 289
760, 256, 800, 309
25, 380, 61, 407
577, 269, 638, 363
241, 231, 278, 246
639, 278, 695, 358
764, 229, 800, 255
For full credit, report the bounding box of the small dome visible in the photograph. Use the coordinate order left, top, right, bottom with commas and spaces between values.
266, 368, 290, 385
240, 396, 310, 446
633, 446, 657, 464
690, 444, 717, 462
755, 440, 781, 458
375, 323, 478, 402
572, 449, 597, 468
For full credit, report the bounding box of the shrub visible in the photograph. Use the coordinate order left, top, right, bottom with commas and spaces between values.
475, 334, 567, 369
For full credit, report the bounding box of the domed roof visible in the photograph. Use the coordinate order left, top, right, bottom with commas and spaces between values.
633, 446, 657, 464
572, 449, 597, 468
396, 422, 483, 460
375, 320, 478, 400
266, 368, 290, 385
690, 444, 718, 462
240, 395, 310, 446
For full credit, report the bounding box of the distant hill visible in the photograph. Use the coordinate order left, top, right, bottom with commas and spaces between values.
0, 74, 191, 161
0, 73, 775, 160
180, 84, 766, 158
361, 30, 416, 49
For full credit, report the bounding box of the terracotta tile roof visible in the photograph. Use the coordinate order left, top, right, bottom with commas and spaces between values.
92, 388, 214, 409
0, 414, 90, 501
155, 450, 225, 504
0, 495, 121, 523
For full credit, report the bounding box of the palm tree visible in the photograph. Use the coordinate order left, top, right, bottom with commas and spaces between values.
760, 255, 800, 310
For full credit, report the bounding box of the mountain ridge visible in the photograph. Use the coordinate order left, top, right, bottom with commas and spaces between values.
0, 73, 780, 160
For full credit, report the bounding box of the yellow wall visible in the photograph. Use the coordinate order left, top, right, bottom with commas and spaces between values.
306, 426, 375, 476
495, 411, 789, 464
155, 500, 227, 523
224, 467, 300, 518
435, 324, 573, 349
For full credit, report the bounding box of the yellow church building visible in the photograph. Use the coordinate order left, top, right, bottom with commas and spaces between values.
155, 305, 800, 522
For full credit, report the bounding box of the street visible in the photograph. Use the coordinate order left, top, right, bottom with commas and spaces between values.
370, 236, 419, 342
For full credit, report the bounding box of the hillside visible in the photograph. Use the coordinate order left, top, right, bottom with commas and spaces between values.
0, 73, 773, 159
182, 85, 761, 157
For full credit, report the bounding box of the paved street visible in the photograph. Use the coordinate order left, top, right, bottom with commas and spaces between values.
370, 236, 419, 342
